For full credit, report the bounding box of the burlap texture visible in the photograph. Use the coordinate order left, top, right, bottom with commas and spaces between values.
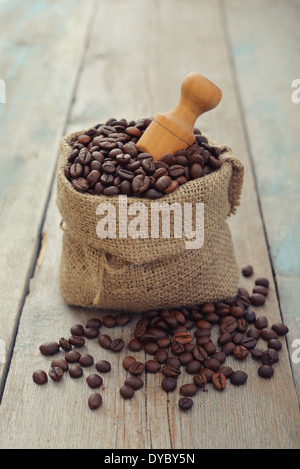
56, 125, 243, 312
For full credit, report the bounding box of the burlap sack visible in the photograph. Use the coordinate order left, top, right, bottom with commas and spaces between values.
57, 125, 243, 313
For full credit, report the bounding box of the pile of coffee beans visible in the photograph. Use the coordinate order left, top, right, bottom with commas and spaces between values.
33, 267, 289, 412
64, 117, 224, 198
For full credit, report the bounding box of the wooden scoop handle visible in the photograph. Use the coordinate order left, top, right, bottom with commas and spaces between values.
162, 72, 222, 139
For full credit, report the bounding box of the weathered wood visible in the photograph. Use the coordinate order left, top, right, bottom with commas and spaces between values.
223, 0, 300, 396
0, 0, 94, 389
0, 0, 299, 449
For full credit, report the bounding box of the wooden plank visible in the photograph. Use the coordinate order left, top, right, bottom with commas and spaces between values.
0, 0, 94, 389
223, 0, 300, 396
0, 0, 300, 449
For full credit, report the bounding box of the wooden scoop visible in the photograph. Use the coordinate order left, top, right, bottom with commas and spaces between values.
136, 72, 222, 161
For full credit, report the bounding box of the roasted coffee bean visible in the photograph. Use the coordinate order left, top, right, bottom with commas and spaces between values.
115, 313, 132, 326
255, 277, 269, 288
219, 318, 237, 334
203, 358, 220, 372
85, 318, 103, 329
218, 332, 232, 346
261, 349, 279, 365
39, 342, 60, 356
260, 328, 278, 341
212, 372, 226, 391
189, 163, 202, 179
168, 165, 185, 178
232, 333, 244, 345
250, 294, 266, 306
258, 365, 274, 379
193, 372, 207, 388
86, 374, 103, 389
268, 339, 282, 351
253, 286, 269, 296
128, 362, 145, 376
203, 341, 217, 355
79, 354, 94, 367
236, 318, 248, 333
132, 174, 151, 194
240, 337, 257, 349
88, 393, 102, 410
48, 366, 63, 381
230, 370, 248, 386
180, 383, 197, 397
125, 377, 144, 390
155, 349, 168, 364
144, 342, 159, 355
51, 358, 69, 372
59, 337, 72, 352
173, 332, 192, 345
179, 352, 193, 366
213, 351, 226, 364
65, 350, 81, 363
128, 338, 143, 351
162, 363, 181, 378
120, 385, 135, 399
161, 377, 177, 392
255, 316, 268, 330
87, 170, 101, 186
72, 177, 89, 192
110, 338, 124, 353
244, 310, 256, 323
70, 324, 84, 336
70, 163, 83, 178
233, 345, 248, 360
69, 336, 85, 348
32, 370, 48, 385
122, 356, 136, 370
166, 357, 181, 367
69, 364, 83, 378
164, 179, 178, 194
98, 334, 112, 349
251, 348, 265, 359
145, 188, 163, 199
186, 360, 201, 374
221, 342, 235, 356
84, 327, 99, 339
95, 360, 111, 373
201, 368, 215, 383
192, 345, 208, 362
247, 328, 261, 340
271, 323, 289, 336
171, 341, 185, 355
178, 397, 193, 411
145, 360, 161, 373
219, 366, 233, 378
241, 265, 253, 277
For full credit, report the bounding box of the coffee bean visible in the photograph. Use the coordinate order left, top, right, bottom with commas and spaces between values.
240, 337, 257, 349
178, 397, 193, 411
86, 374, 103, 388
260, 328, 278, 341
162, 376, 178, 393
253, 286, 269, 296
179, 352, 193, 366
247, 328, 261, 340
98, 334, 112, 349
271, 323, 289, 336
155, 349, 168, 364
268, 339, 282, 351
70, 324, 84, 336
258, 365, 274, 379
186, 360, 201, 374
39, 342, 60, 356
69, 336, 85, 348
128, 362, 145, 376
201, 368, 215, 383
221, 342, 235, 356
180, 383, 197, 396
241, 265, 253, 277
219, 366, 233, 378
250, 294, 266, 306
145, 360, 161, 373
233, 345, 249, 360
128, 338, 142, 352
120, 385, 135, 399
59, 338, 72, 352
164, 180, 178, 194
193, 372, 207, 388
79, 354, 94, 367
212, 372, 226, 391
261, 349, 279, 365
116, 313, 132, 326
51, 358, 69, 372
203, 358, 220, 372
173, 332, 192, 345
69, 364, 83, 378
162, 363, 181, 378
88, 393, 102, 410
122, 356, 136, 371
65, 350, 81, 363
48, 367, 63, 381
255, 316, 268, 330
230, 370, 248, 386
244, 310, 256, 323
251, 348, 265, 359
32, 370, 48, 385
255, 277, 269, 288
124, 377, 144, 390
110, 338, 124, 353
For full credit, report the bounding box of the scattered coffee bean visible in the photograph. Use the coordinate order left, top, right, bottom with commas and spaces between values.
230, 370, 248, 386
79, 354, 94, 367
65, 350, 81, 363
88, 393, 102, 410
110, 338, 125, 353
84, 327, 99, 339
271, 323, 289, 336
86, 374, 103, 388
250, 294, 266, 306
69, 336, 85, 348
69, 364, 83, 378
98, 334, 112, 349
39, 342, 60, 356
48, 367, 63, 382
51, 358, 69, 372
124, 377, 144, 390
193, 372, 207, 388
120, 385, 135, 399
59, 338, 72, 352
145, 360, 161, 373
178, 397, 193, 411
128, 362, 145, 376
255, 316, 268, 330
242, 265, 253, 277
70, 324, 84, 336
268, 339, 282, 351
233, 345, 248, 360
32, 370, 48, 385
180, 383, 197, 397
261, 349, 279, 365
255, 278, 269, 288
212, 372, 226, 391
85, 318, 102, 329
95, 360, 111, 373
162, 377, 177, 392
258, 365, 274, 379
260, 328, 278, 341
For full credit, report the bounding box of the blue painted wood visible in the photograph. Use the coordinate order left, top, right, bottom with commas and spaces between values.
224, 0, 300, 392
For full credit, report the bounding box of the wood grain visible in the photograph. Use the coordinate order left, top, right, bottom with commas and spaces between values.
0, 0, 299, 449
0, 0, 94, 389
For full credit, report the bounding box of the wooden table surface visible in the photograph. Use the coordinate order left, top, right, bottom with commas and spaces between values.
0, 0, 300, 449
